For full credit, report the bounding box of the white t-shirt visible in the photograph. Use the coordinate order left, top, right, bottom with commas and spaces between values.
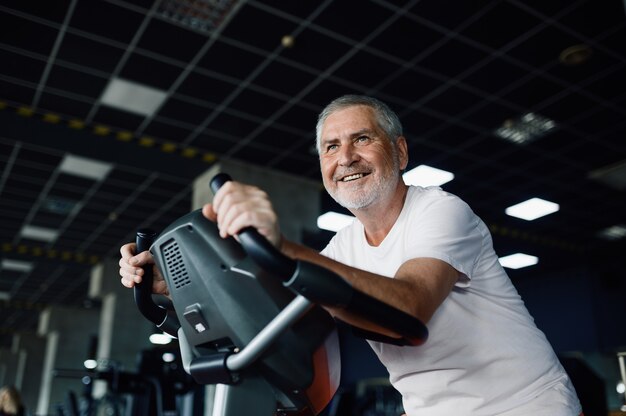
321, 186, 581, 416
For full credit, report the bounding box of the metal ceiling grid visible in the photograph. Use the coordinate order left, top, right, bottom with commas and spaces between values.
0, 0, 625, 347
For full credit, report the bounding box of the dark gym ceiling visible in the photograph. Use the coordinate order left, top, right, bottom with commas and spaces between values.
1, 0, 625, 347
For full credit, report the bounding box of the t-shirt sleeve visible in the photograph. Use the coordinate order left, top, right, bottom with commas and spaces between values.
320, 238, 335, 259
405, 190, 483, 286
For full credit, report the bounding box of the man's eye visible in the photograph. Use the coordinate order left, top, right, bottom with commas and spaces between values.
356, 135, 370, 143
326, 144, 338, 152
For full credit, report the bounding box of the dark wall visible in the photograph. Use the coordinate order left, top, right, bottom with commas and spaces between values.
513, 264, 626, 353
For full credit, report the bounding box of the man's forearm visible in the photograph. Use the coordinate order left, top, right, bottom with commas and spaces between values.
279, 239, 417, 338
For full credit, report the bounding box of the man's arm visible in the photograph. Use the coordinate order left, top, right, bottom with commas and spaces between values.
282, 240, 459, 339
120, 178, 459, 342
206, 180, 459, 339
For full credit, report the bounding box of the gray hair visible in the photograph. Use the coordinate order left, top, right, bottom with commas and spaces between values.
315, 95, 403, 153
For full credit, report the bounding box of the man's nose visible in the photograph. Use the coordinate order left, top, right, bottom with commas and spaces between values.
338, 144, 359, 166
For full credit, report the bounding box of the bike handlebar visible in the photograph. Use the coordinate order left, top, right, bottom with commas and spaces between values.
134, 230, 180, 338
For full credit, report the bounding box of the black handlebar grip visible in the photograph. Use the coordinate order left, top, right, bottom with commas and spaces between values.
209, 172, 232, 194
286, 261, 428, 345
134, 230, 168, 327
209, 173, 297, 279
136, 229, 156, 255
348, 290, 428, 346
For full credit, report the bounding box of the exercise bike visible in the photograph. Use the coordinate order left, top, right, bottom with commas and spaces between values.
133, 173, 428, 416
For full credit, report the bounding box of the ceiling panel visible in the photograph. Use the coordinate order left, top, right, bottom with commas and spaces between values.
0, 0, 625, 349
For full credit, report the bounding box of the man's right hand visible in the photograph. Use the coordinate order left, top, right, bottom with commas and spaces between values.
202, 180, 283, 249
119, 242, 170, 297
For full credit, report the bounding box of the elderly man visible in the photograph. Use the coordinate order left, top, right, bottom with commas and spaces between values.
120, 95, 582, 415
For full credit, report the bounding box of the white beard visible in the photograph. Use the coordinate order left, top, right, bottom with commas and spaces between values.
328, 150, 400, 210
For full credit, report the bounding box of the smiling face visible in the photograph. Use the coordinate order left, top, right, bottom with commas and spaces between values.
319, 105, 408, 210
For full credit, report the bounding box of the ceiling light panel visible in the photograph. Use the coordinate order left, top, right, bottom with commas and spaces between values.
403, 165, 455, 187
158, 0, 243, 33
100, 78, 168, 116
59, 154, 113, 181
495, 113, 556, 145
499, 253, 539, 269
19, 224, 59, 243
41, 197, 80, 215
598, 224, 626, 240
588, 159, 626, 191
1, 259, 34, 273
505, 197, 560, 221
317, 211, 354, 232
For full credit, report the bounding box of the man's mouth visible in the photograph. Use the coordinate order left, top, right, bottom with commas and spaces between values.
339, 172, 369, 182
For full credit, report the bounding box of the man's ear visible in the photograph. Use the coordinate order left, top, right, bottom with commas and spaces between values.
397, 136, 409, 171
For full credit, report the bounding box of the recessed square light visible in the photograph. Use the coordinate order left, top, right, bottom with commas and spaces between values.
20, 225, 59, 243
100, 77, 167, 116
317, 211, 354, 232
588, 159, 626, 191
403, 165, 454, 187
495, 113, 556, 145
598, 224, 626, 240
505, 198, 559, 221
1, 259, 34, 273
158, 0, 242, 32
42, 196, 79, 215
499, 253, 539, 269
0, 291, 9, 300
59, 154, 112, 181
